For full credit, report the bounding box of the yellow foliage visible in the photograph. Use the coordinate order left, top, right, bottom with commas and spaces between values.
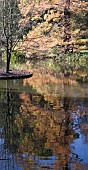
73, 29, 80, 34
76, 39, 88, 44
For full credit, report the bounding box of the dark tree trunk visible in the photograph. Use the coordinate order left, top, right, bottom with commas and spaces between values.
64, 0, 73, 53
8, 50, 11, 69
6, 38, 10, 73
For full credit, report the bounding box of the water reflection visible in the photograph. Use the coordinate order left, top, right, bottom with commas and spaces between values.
0, 80, 22, 169
0, 61, 88, 169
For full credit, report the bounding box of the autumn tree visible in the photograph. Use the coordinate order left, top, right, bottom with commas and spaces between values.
0, 0, 22, 73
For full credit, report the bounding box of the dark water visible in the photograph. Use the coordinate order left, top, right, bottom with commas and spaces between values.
0, 59, 88, 170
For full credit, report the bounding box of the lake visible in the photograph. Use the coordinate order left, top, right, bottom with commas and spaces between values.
0, 58, 88, 170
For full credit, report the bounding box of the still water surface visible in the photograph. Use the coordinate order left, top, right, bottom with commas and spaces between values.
0, 59, 88, 170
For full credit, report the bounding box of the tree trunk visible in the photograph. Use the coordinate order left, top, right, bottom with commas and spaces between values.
6, 38, 10, 73
64, 0, 73, 53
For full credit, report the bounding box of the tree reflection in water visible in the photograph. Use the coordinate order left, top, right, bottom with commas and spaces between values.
0, 80, 22, 169
0, 79, 88, 169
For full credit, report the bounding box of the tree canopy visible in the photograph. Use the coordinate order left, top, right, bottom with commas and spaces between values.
16, 0, 88, 57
